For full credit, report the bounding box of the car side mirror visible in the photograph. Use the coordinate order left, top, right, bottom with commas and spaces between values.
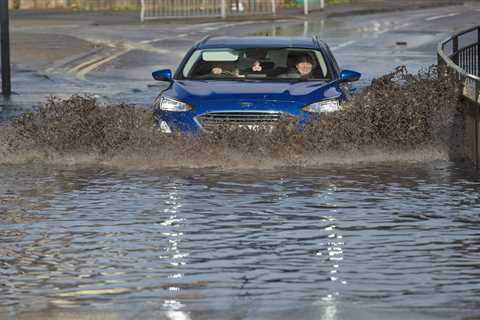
340, 69, 361, 82
152, 69, 173, 82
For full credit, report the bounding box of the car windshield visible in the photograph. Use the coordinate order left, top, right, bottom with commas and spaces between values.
182, 48, 330, 81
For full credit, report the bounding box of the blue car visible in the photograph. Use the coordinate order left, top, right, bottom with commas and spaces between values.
152, 36, 361, 133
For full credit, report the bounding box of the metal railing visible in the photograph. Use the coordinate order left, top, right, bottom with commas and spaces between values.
438, 26, 480, 105
140, 0, 325, 21
141, 0, 277, 20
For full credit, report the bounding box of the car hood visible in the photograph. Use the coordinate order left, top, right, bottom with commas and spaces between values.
167, 80, 342, 105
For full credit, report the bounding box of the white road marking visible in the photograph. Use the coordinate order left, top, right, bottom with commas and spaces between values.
331, 40, 356, 51
201, 21, 256, 32
139, 33, 188, 45
425, 13, 459, 21
377, 22, 411, 35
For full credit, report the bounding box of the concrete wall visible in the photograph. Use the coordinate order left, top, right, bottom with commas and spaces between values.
463, 101, 480, 168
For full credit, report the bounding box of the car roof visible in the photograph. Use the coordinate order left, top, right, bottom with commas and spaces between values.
197, 36, 321, 49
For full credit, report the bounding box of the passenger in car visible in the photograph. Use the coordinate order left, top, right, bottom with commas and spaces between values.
211, 65, 223, 75
210, 62, 244, 78
237, 48, 269, 74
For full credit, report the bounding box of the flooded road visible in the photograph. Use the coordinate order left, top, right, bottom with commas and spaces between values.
5, 3, 480, 117
2, 4, 480, 320
1, 162, 480, 320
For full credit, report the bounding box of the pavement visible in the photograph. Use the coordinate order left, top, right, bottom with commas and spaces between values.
1, 0, 479, 121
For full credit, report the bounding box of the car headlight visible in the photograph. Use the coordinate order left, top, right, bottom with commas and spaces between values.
302, 99, 341, 113
155, 96, 192, 112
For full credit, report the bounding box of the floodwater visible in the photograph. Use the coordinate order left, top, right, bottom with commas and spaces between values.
1, 162, 480, 320
1, 22, 478, 320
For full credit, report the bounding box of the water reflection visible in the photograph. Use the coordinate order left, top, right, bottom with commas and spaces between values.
163, 300, 191, 320
162, 181, 187, 268
1, 163, 480, 319
161, 181, 191, 320
314, 182, 344, 320
318, 294, 338, 320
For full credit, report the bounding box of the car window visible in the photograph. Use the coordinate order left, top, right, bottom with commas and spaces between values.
182, 48, 330, 81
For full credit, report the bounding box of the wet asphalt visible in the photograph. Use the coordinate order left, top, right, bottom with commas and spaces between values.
2, 3, 480, 117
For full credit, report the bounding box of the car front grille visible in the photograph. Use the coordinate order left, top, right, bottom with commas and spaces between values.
196, 112, 284, 132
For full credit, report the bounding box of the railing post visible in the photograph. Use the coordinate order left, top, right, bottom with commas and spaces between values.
452, 35, 459, 65
221, 0, 226, 18
303, 0, 308, 15
271, 0, 276, 16
1, 0, 12, 96
320, 0, 324, 9
140, 0, 145, 22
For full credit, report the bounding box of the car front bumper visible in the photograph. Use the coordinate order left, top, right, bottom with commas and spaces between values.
154, 109, 305, 133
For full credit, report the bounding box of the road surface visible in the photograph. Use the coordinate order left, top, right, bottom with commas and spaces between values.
2, 2, 480, 116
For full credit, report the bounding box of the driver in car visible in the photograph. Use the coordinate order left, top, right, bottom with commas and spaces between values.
296, 56, 314, 77
281, 55, 314, 79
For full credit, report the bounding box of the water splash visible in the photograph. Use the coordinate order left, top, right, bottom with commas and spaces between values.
0, 66, 464, 169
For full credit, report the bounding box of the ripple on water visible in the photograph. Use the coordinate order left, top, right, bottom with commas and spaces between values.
1, 163, 480, 319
